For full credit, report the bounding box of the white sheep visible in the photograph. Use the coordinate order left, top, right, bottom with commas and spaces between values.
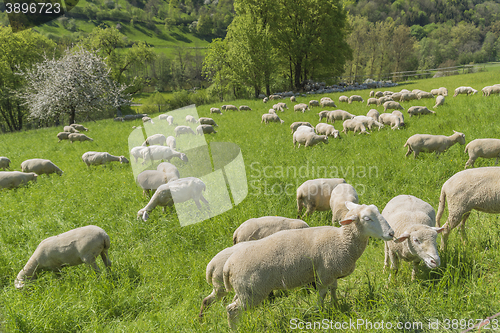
353, 115, 384, 131
296, 178, 346, 217
383, 195, 444, 280
375, 91, 384, 98
142, 116, 154, 124
431, 87, 448, 96
198, 117, 217, 127
338, 95, 349, 103
166, 115, 175, 125
222, 202, 394, 329
142, 134, 167, 146
57, 132, 71, 142
436, 167, 500, 250
210, 107, 222, 115
315, 123, 339, 138
63, 126, 79, 133
0, 157, 11, 170
239, 105, 252, 111
156, 162, 180, 182
166, 136, 176, 149
318, 110, 331, 121
272, 103, 283, 112
434, 95, 445, 108
342, 118, 369, 135
392, 110, 405, 126
320, 99, 336, 108
14, 225, 111, 289
158, 114, 169, 121
70, 124, 88, 131
276, 102, 288, 110
186, 115, 197, 123
417, 91, 434, 99
367, 109, 380, 122
378, 113, 402, 130
269, 94, 281, 100
261, 113, 284, 124
369, 90, 374, 97
453, 86, 477, 97
383, 90, 394, 95
130, 146, 147, 163
233, 216, 309, 244
399, 92, 417, 102
68, 133, 93, 143
21, 159, 63, 176
482, 85, 500, 96
348, 95, 364, 104
292, 131, 328, 148
137, 177, 209, 221
377, 96, 394, 106
81, 152, 129, 167
197, 124, 217, 135
263, 97, 269, 103
309, 100, 320, 107
224, 105, 238, 111
404, 131, 466, 158
327, 110, 355, 123
407, 106, 436, 117
136, 170, 169, 196
268, 108, 276, 114
174, 125, 196, 136
383, 101, 404, 112
290, 96, 296, 102
141, 145, 188, 164
294, 103, 310, 112
290, 122, 313, 133
464, 138, 500, 168
329, 183, 358, 224
295, 125, 315, 134
0, 171, 37, 189
366, 98, 378, 106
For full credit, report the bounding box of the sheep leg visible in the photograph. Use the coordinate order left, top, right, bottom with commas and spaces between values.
199, 287, 228, 318
328, 279, 339, 307
226, 298, 244, 330
440, 211, 463, 251
100, 249, 112, 271
411, 261, 420, 281
405, 147, 412, 157
465, 157, 475, 168
83, 256, 101, 273
495, 157, 499, 165
383, 243, 390, 272
459, 212, 470, 245
413, 150, 419, 158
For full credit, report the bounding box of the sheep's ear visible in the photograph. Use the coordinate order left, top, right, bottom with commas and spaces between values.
339, 217, 355, 225
394, 232, 410, 243
345, 201, 358, 211
432, 227, 445, 233
453, 130, 457, 133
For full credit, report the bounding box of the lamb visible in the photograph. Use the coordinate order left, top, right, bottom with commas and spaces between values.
224, 105, 238, 111
377, 96, 393, 106
233, 216, 309, 244
464, 139, 500, 168
197, 124, 217, 135
326, 110, 355, 123
431, 87, 448, 96
0, 157, 11, 170
261, 113, 284, 124
342, 118, 369, 135
433, 95, 445, 108
156, 162, 180, 182
68, 133, 93, 143
407, 106, 436, 117
353, 115, 384, 131
142, 134, 167, 146
329, 183, 358, 224
453, 86, 478, 97
309, 100, 320, 107
174, 125, 196, 136
338, 95, 349, 103
210, 107, 222, 115
137, 177, 209, 221
436, 167, 500, 250
136, 170, 169, 196
21, 159, 63, 176
166, 136, 176, 149
14, 225, 111, 289
367, 109, 380, 122
81, 152, 129, 167
239, 105, 252, 111
294, 103, 309, 112
366, 98, 378, 106
56, 132, 72, 142
382, 195, 444, 280
142, 116, 153, 124
320, 99, 336, 108
141, 145, 188, 164
70, 124, 88, 131
198, 117, 217, 127
315, 123, 339, 138
348, 95, 364, 104
296, 178, 346, 217
222, 202, 394, 329
186, 115, 197, 123
290, 96, 296, 102
63, 126, 79, 133
404, 131, 466, 158
0, 171, 37, 189
383, 101, 404, 112
292, 131, 328, 148
290, 122, 313, 133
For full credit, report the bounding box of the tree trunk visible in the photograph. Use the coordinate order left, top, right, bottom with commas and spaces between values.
294, 61, 302, 91
69, 107, 76, 125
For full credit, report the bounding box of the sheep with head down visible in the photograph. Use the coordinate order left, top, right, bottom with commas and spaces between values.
296, 178, 346, 217
81, 152, 129, 167
0, 171, 37, 189
464, 138, 500, 168
0, 157, 11, 170
404, 131, 466, 158
21, 159, 63, 176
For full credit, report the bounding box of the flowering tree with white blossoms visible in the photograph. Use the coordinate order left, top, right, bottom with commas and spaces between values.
16, 46, 130, 125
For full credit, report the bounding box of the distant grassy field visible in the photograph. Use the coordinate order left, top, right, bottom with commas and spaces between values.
1, 68, 500, 332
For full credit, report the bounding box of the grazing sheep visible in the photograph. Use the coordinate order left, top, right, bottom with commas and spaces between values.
136, 170, 169, 196
68, 133, 93, 143
392, 110, 405, 126
276, 102, 288, 110
137, 177, 209, 221
436, 167, 500, 251
233, 216, 309, 244
369, 90, 375, 97
174, 125, 196, 136
166, 136, 176, 149
320, 99, 336, 108
348, 95, 364, 104
434, 95, 445, 108
290, 122, 313, 133
262, 113, 284, 124
197, 124, 217, 135
14, 225, 111, 289
482, 85, 500, 96
338, 95, 349, 103
367, 109, 380, 122
367, 98, 378, 106
186, 115, 197, 123
156, 162, 180, 182
318, 110, 332, 121
309, 100, 320, 107
295, 125, 315, 134
272, 104, 284, 112
268, 108, 276, 114
222, 202, 394, 329
390, 93, 401, 101
378, 113, 403, 130
21, 158, 63, 176
141, 146, 188, 164
407, 106, 436, 117
315, 123, 339, 138
114, 117, 124, 122
377, 96, 394, 106
342, 118, 369, 135
383, 101, 404, 112
399, 92, 417, 102
374, 91, 384, 98
296, 178, 346, 217
0, 157, 11, 170
239, 105, 252, 111
327, 110, 355, 123
290, 96, 296, 102
383, 90, 394, 95
166, 115, 175, 125
417, 91, 434, 99
158, 114, 169, 121
269, 94, 281, 100
130, 146, 147, 163
404, 131, 466, 158
198, 117, 218, 127
294, 103, 309, 112
63, 126, 79, 133
224, 105, 238, 111
383, 195, 444, 280
142, 134, 167, 147
453, 86, 477, 97
329, 183, 358, 224
81, 152, 129, 167
0, 171, 37, 189
263, 97, 269, 103
292, 131, 328, 148
70, 124, 88, 131
353, 115, 384, 131
210, 107, 222, 115
56, 132, 72, 142
431, 87, 448, 96
142, 116, 153, 124
464, 138, 500, 168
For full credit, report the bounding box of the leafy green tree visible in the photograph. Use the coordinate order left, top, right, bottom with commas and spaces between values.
202, 38, 231, 101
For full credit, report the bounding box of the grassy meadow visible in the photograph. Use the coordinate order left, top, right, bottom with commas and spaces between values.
1, 69, 500, 332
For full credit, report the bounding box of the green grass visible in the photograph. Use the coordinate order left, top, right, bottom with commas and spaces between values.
1, 68, 500, 332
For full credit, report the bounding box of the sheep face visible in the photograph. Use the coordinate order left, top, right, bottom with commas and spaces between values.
394, 226, 444, 269
341, 202, 394, 241
119, 156, 129, 164
453, 130, 466, 145
180, 153, 188, 163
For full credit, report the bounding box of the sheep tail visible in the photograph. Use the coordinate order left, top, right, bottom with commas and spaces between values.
223, 264, 233, 292
435, 189, 447, 228
103, 233, 111, 250
464, 142, 470, 154
403, 141, 408, 148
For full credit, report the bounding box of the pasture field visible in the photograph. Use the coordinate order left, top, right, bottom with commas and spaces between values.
1, 69, 500, 332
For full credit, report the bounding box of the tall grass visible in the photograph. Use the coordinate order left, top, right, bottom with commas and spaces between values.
0, 69, 500, 332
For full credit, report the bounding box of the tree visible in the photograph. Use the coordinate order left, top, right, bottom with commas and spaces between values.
16, 47, 130, 125
202, 38, 232, 101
